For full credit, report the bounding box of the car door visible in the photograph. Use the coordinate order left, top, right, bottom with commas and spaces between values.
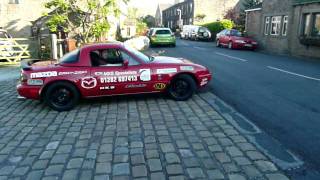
90, 48, 153, 96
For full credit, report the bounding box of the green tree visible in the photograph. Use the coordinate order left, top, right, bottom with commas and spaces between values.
44, 0, 129, 43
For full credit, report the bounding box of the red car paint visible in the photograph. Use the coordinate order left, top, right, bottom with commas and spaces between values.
17, 43, 211, 101
216, 29, 258, 50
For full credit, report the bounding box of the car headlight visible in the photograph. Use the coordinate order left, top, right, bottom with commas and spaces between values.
235, 40, 246, 44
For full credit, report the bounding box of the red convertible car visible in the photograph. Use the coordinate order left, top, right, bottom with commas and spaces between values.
17, 43, 211, 111
216, 29, 258, 50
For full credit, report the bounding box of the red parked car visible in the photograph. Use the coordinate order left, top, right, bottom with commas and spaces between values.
17, 43, 211, 111
216, 29, 258, 50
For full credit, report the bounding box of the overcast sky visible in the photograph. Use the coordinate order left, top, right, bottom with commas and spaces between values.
128, 0, 175, 16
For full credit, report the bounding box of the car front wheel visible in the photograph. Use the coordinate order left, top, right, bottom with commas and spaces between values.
44, 82, 80, 111
168, 74, 196, 101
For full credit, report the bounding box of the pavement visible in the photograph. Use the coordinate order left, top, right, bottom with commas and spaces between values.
148, 39, 320, 179
0, 67, 289, 179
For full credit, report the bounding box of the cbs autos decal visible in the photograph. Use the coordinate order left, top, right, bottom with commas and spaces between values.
180, 66, 194, 71
156, 68, 177, 74
96, 69, 151, 83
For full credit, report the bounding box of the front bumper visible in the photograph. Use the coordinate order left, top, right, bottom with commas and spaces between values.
151, 38, 176, 45
233, 43, 257, 49
17, 83, 41, 100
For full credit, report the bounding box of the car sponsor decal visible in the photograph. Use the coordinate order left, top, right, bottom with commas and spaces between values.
156, 68, 177, 74
30, 71, 57, 78
200, 78, 209, 86
101, 76, 138, 83
81, 77, 97, 89
100, 86, 115, 90
139, 69, 151, 81
180, 66, 194, 71
125, 84, 147, 88
154, 83, 166, 90
58, 71, 87, 76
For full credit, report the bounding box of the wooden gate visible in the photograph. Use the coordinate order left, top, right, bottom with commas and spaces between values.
0, 38, 33, 63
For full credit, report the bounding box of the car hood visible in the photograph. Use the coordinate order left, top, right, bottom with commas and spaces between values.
151, 56, 193, 64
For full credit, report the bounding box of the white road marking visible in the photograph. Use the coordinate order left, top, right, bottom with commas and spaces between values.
194, 46, 206, 50
215, 52, 248, 62
268, 66, 320, 82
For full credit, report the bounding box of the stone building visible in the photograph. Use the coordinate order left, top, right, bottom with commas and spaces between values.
162, 0, 242, 30
245, 0, 320, 58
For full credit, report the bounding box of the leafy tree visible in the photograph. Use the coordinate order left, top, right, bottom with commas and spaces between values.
44, 0, 129, 43
195, 14, 206, 24
224, 0, 262, 31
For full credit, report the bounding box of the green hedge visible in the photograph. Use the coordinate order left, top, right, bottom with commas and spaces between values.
202, 20, 234, 38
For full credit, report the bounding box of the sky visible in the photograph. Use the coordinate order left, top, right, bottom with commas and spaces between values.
128, 0, 175, 16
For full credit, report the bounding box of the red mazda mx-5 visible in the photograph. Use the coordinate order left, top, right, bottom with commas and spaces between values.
17, 43, 212, 111
216, 29, 258, 50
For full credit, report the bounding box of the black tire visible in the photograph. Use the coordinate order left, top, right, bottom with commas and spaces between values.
168, 74, 196, 101
172, 43, 176, 47
44, 82, 80, 111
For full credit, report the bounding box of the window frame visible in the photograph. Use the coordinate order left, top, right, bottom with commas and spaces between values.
311, 13, 320, 37
282, 16, 288, 36
270, 16, 282, 36
264, 17, 270, 35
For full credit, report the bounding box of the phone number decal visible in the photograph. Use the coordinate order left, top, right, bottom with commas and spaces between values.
100, 76, 138, 83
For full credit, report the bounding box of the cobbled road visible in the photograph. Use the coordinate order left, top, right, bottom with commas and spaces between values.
0, 74, 288, 180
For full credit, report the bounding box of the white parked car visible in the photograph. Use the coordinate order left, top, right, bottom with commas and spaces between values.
180, 25, 211, 41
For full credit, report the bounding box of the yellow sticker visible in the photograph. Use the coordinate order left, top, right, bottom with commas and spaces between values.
154, 83, 166, 90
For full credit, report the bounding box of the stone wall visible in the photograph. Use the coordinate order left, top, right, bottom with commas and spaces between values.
258, 0, 291, 54
0, 0, 49, 37
246, 10, 262, 42
290, 3, 320, 58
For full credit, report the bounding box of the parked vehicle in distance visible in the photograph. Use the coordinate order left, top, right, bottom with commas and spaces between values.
0, 29, 14, 58
17, 43, 211, 111
149, 28, 176, 47
180, 25, 211, 41
216, 29, 258, 50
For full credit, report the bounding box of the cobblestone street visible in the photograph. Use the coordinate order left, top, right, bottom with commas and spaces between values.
0, 79, 289, 180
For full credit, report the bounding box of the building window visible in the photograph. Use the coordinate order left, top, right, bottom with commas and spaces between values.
270, 16, 282, 35
9, 0, 19, 4
264, 17, 270, 35
312, 13, 320, 36
303, 14, 312, 36
282, 16, 288, 36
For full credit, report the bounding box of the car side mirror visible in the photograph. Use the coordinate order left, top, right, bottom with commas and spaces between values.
123, 59, 129, 68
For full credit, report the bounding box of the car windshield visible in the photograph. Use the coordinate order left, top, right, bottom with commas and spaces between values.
125, 45, 152, 63
156, 30, 171, 35
59, 49, 80, 63
230, 30, 243, 37
199, 27, 209, 32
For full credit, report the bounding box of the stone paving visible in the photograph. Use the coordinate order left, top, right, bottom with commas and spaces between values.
0, 79, 289, 180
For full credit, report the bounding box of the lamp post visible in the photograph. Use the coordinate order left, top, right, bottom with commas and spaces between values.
176, 9, 182, 29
